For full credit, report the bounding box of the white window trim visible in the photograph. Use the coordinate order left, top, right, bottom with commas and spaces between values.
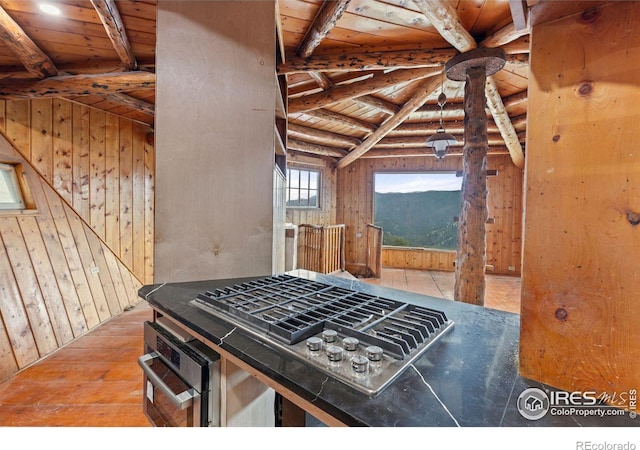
0, 163, 26, 211
286, 167, 322, 210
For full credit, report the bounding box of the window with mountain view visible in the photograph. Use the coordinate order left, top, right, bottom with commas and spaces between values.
287, 168, 320, 208
374, 172, 462, 250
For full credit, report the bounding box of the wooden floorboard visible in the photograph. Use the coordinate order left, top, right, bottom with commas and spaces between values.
0, 269, 520, 427
0, 301, 152, 427
361, 268, 521, 314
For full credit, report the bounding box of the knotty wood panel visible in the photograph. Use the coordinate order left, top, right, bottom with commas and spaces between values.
0, 132, 143, 383
285, 153, 337, 226
0, 98, 154, 284
336, 154, 523, 276
382, 247, 456, 272
520, 2, 640, 405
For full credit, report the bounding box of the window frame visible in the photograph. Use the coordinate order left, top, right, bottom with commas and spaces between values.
373, 171, 462, 251
286, 166, 322, 210
0, 161, 37, 216
0, 163, 26, 210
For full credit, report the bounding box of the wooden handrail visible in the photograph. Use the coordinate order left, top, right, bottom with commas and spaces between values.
365, 223, 383, 278
297, 224, 345, 274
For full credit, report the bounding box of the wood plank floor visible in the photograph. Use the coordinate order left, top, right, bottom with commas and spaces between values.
361, 268, 521, 314
0, 269, 520, 427
0, 301, 153, 427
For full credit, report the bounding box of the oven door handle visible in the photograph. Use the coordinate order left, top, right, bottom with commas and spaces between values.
138, 352, 200, 410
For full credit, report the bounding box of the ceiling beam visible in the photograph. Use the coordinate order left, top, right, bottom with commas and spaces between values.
103, 92, 154, 116
362, 147, 511, 158
0, 6, 57, 78
412, 0, 525, 169
0, 71, 155, 100
336, 75, 443, 168
376, 133, 521, 148
287, 138, 348, 158
288, 123, 361, 148
480, 21, 529, 48
90, 0, 137, 70
303, 109, 378, 133
279, 49, 527, 74
297, 0, 352, 58
288, 68, 438, 114
413, 0, 475, 51
353, 95, 400, 115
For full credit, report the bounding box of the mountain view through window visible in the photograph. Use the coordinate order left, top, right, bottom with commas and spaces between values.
374, 173, 462, 250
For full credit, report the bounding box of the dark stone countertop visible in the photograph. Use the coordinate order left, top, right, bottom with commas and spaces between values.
139, 270, 637, 427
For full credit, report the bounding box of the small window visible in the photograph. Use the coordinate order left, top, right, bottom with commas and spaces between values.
0, 163, 26, 210
287, 168, 320, 209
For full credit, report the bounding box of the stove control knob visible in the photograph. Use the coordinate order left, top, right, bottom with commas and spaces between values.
326, 345, 344, 362
322, 329, 337, 343
306, 337, 323, 352
365, 345, 383, 362
343, 337, 359, 351
351, 355, 369, 374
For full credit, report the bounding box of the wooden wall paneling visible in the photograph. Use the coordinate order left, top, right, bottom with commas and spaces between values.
33, 183, 88, 338
30, 99, 53, 182
143, 133, 154, 284
62, 201, 111, 322
0, 232, 38, 369
104, 113, 120, 254
44, 187, 100, 330
337, 155, 523, 276
89, 109, 106, 237
488, 158, 503, 272
118, 258, 141, 306
52, 99, 73, 204
285, 157, 337, 227
132, 124, 145, 280
0, 217, 59, 356
0, 313, 18, 381
17, 215, 75, 347
100, 241, 132, 310
4, 101, 30, 159
511, 165, 523, 274
83, 223, 122, 316
521, 1, 640, 400
72, 104, 90, 221
119, 119, 133, 269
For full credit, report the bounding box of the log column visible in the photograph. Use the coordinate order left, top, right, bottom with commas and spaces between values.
445, 48, 506, 305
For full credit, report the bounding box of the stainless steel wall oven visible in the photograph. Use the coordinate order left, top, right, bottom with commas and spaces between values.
139, 320, 221, 427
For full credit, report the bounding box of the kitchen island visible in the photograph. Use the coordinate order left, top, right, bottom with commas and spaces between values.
139, 269, 635, 427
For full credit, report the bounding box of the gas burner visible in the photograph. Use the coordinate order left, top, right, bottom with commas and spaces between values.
190, 274, 453, 396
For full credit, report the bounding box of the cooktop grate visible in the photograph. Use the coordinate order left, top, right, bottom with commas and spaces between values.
194, 274, 451, 360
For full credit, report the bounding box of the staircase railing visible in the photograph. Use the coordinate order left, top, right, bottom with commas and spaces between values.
297, 224, 345, 274
365, 223, 383, 278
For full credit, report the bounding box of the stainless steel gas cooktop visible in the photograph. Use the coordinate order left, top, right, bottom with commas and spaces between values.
190, 274, 453, 396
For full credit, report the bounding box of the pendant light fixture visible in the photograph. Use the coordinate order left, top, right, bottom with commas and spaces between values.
425, 72, 457, 159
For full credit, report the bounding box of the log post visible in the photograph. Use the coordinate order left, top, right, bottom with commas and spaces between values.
445, 47, 506, 305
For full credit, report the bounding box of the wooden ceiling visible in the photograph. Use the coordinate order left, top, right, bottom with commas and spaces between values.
0, 0, 610, 168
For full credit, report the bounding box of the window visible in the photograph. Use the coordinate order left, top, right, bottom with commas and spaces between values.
287, 168, 320, 208
0, 163, 26, 210
374, 172, 462, 250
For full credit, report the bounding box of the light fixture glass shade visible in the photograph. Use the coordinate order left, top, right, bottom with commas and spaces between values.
425, 129, 458, 159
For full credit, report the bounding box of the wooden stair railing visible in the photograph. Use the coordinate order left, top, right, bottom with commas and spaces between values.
297, 224, 345, 274
365, 223, 383, 278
